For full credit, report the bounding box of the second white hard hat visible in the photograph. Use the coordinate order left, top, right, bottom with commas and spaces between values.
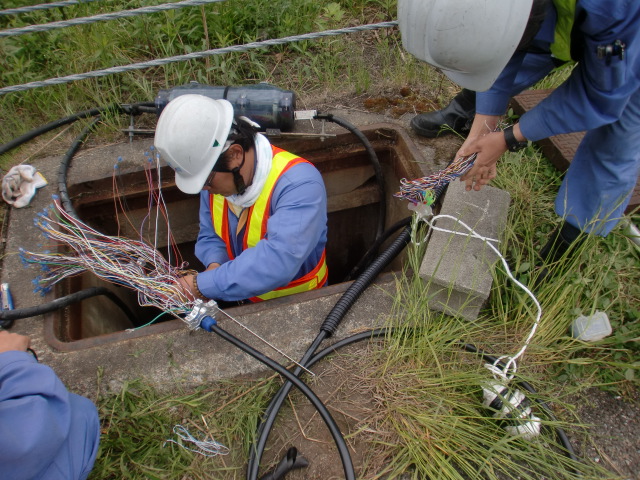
398, 0, 534, 91
154, 94, 234, 194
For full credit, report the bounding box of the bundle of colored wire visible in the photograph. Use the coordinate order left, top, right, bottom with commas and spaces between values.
20, 195, 195, 316
394, 153, 477, 205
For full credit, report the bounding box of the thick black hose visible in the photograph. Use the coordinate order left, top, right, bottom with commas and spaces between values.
0, 286, 137, 327
248, 226, 413, 479
0, 103, 154, 156
205, 323, 356, 480
247, 331, 328, 479
314, 113, 386, 242
321, 225, 411, 336
344, 216, 412, 281
58, 117, 102, 219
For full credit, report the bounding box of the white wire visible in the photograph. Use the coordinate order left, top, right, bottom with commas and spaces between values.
164, 424, 230, 457
417, 212, 543, 380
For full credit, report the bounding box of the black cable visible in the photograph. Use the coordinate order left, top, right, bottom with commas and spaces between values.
247, 225, 413, 479
0, 286, 137, 328
314, 113, 387, 243
0, 103, 155, 156
58, 117, 102, 219
460, 343, 579, 464
306, 330, 579, 466
344, 216, 412, 281
201, 321, 356, 480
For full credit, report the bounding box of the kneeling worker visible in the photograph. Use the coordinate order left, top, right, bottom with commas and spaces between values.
155, 94, 328, 303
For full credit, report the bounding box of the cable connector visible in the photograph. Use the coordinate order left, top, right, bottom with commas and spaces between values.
482, 382, 541, 440
183, 299, 219, 331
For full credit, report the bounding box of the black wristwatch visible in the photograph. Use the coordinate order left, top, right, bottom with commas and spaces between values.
503, 125, 529, 152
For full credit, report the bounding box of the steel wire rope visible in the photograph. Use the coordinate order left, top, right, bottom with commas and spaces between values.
0, 0, 101, 16
0, 0, 227, 37
0, 21, 398, 95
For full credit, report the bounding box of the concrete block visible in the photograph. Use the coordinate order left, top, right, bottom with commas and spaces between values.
419, 180, 511, 320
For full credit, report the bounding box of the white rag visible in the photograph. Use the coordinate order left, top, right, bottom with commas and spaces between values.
2, 165, 48, 208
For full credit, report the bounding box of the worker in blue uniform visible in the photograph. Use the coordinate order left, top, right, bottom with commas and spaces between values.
154, 94, 328, 303
0, 330, 100, 480
400, 0, 640, 264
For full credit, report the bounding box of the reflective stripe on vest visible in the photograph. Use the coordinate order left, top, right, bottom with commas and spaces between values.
551, 0, 577, 63
210, 146, 328, 302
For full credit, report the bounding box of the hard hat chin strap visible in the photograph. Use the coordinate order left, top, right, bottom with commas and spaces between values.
230, 149, 247, 195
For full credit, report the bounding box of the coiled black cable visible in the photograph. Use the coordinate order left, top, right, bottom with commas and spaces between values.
0, 103, 155, 156
299, 330, 579, 467
58, 117, 102, 219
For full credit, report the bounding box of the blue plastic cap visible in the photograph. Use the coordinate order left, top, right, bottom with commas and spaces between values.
200, 316, 217, 332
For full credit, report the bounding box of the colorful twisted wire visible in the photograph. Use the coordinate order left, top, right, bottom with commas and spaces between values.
20, 195, 195, 316
394, 153, 477, 205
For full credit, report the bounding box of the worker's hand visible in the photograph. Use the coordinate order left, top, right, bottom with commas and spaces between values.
205, 263, 220, 271
0, 330, 30, 353
456, 114, 507, 191
176, 275, 197, 302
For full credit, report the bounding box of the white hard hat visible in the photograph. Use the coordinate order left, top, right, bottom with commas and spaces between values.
398, 0, 534, 91
154, 94, 234, 194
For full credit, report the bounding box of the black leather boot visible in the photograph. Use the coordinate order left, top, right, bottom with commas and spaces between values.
534, 221, 584, 288
410, 88, 476, 138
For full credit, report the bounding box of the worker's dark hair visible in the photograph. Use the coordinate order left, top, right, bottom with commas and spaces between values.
517, 0, 551, 52
216, 116, 258, 170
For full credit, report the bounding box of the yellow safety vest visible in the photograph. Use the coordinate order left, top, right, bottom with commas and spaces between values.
210, 146, 328, 302
550, 0, 577, 64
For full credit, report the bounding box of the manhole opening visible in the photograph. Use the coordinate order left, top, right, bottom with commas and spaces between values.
46, 124, 425, 348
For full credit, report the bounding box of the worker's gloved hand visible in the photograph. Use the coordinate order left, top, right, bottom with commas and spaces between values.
2, 165, 48, 208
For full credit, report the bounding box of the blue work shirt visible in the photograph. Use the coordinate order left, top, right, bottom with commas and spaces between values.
0, 351, 100, 480
194, 160, 328, 302
477, 0, 640, 141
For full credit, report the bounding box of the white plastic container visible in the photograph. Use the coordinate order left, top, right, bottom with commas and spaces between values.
571, 311, 612, 341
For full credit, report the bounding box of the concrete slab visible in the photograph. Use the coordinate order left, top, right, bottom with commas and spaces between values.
419, 181, 511, 321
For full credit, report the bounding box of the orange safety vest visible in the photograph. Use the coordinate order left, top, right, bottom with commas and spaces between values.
210, 146, 328, 302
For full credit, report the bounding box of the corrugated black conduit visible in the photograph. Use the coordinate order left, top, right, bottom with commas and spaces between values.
248, 225, 413, 480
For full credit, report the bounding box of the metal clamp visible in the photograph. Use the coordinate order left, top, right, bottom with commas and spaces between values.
183, 299, 219, 330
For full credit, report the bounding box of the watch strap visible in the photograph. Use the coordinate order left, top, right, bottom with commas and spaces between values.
503, 125, 528, 152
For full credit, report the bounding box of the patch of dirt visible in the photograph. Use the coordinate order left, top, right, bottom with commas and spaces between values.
254, 342, 640, 480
